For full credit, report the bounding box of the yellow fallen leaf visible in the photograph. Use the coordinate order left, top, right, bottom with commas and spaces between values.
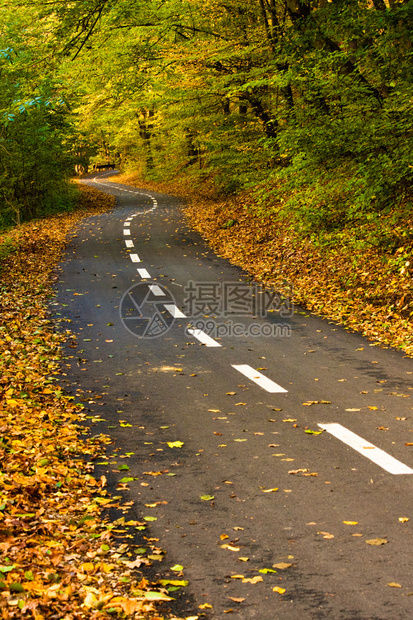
366, 538, 388, 545
242, 576, 263, 584
343, 521, 358, 525
230, 574, 244, 579
273, 563, 292, 569
221, 544, 240, 552
199, 603, 213, 609
273, 586, 286, 594
238, 557, 249, 562
387, 582, 402, 588
399, 517, 409, 522
262, 487, 278, 493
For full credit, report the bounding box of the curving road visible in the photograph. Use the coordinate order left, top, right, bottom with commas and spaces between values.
54, 171, 413, 619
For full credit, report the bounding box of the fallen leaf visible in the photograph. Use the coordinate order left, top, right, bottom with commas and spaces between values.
343, 521, 358, 525
387, 582, 402, 588
262, 487, 278, 493
200, 494, 215, 501
366, 538, 388, 545
221, 544, 241, 551
167, 441, 184, 448
398, 517, 409, 522
242, 576, 263, 584
273, 586, 286, 594
273, 563, 292, 569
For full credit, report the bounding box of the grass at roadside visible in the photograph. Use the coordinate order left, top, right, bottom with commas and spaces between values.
0, 185, 186, 619
109, 171, 413, 356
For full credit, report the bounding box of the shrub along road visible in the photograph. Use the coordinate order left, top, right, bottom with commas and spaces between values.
55, 172, 413, 619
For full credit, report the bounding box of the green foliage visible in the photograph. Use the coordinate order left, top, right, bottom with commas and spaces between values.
1, 0, 412, 233
0, 12, 80, 227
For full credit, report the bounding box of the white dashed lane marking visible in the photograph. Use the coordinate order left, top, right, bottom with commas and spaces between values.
137, 268, 151, 279
149, 284, 166, 296
232, 364, 288, 393
187, 329, 222, 347
125, 240, 134, 248
164, 304, 187, 319
129, 253, 141, 263
318, 423, 413, 475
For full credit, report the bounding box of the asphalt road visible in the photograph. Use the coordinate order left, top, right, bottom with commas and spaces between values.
53, 171, 413, 619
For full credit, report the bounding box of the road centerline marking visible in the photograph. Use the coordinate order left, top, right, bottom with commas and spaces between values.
129, 253, 141, 263
149, 284, 166, 296
137, 268, 151, 279
232, 364, 288, 393
318, 423, 413, 475
164, 304, 187, 318
125, 240, 134, 248
187, 328, 222, 347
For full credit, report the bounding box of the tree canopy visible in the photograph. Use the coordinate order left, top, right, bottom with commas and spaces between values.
0, 0, 412, 230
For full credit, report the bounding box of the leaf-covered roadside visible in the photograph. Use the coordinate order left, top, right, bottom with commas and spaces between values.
0, 185, 184, 619
108, 172, 413, 356
184, 195, 413, 356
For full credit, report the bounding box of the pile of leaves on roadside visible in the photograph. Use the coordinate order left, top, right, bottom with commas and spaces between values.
183, 194, 413, 355
0, 185, 186, 619
109, 171, 413, 356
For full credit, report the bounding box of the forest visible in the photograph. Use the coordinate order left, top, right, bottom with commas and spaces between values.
0, 0, 411, 232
